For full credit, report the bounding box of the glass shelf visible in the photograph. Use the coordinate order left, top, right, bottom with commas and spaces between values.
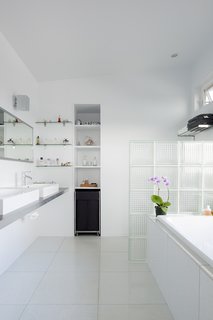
36, 165, 72, 168
35, 143, 72, 146
4, 121, 24, 125
0, 157, 33, 163
36, 121, 72, 127
3, 144, 33, 146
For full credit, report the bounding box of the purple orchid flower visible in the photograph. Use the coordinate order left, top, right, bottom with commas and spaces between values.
148, 175, 170, 201
162, 176, 170, 187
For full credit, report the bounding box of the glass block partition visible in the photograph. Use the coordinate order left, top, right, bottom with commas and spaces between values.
129, 141, 213, 261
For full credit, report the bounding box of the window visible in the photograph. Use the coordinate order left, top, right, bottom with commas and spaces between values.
203, 83, 213, 105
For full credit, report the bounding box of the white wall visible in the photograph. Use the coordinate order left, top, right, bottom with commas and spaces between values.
190, 45, 213, 140
0, 32, 38, 187
37, 68, 190, 236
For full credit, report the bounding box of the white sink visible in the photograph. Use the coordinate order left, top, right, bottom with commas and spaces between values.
0, 188, 39, 215
28, 183, 59, 198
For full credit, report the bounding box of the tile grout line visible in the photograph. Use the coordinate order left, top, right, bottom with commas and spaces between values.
17, 237, 65, 320
97, 238, 102, 320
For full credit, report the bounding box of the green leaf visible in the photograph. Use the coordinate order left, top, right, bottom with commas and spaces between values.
151, 195, 163, 205
161, 206, 168, 213
163, 201, 171, 207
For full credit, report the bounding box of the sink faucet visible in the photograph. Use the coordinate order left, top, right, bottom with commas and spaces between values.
22, 171, 32, 186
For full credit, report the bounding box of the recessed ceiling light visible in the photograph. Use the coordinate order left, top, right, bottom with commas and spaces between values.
171, 53, 178, 58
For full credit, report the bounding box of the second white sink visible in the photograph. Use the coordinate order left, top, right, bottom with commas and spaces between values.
28, 183, 59, 198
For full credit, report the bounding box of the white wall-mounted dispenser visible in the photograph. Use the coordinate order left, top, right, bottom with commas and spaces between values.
13, 95, 30, 111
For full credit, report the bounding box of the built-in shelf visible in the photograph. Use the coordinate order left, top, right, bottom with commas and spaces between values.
75, 166, 101, 169
75, 124, 100, 129
36, 121, 72, 127
75, 187, 100, 190
35, 143, 72, 146
74, 146, 100, 149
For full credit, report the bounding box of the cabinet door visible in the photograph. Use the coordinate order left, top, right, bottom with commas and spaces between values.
166, 236, 199, 320
147, 219, 168, 298
76, 199, 88, 231
76, 191, 100, 232
87, 199, 99, 231
199, 268, 213, 320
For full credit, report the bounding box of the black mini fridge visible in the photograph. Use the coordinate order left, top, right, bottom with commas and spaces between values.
75, 189, 100, 236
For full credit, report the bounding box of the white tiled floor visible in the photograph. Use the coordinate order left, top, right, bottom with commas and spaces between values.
0, 236, 174, 320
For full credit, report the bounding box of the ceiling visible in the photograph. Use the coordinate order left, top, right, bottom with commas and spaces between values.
0, 0, 213, 81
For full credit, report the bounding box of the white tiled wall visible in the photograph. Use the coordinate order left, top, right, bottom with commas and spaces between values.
129, 140, 213, 260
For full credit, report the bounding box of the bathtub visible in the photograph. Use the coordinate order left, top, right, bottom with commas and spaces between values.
157, 215, 213, 268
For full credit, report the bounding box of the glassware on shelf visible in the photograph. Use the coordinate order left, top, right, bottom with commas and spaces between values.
93, 157, 97, 166
84, 136, 95, 146
82, 155, 88, 166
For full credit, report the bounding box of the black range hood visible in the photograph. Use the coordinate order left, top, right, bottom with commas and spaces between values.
178, 113, 213, 137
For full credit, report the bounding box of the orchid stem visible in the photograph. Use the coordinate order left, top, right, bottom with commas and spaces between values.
167, 188, 170, 202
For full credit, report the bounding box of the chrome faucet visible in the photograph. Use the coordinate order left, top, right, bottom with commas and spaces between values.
22, 171, 32, 186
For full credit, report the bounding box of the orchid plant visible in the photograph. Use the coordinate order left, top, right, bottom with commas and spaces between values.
148, 176, 171, 214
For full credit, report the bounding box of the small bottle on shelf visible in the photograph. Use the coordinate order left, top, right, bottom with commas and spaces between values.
93, 157, 97, 166
36, 136, 40, 145
82, 155, 88, 166
39, 157, 44, 166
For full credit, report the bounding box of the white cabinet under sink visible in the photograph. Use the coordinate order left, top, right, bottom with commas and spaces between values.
147, 217, 168, 298
199, 268, 213, 320
0, 213, 39, 274
148, 218, 213, 320
166, 235, 199, 320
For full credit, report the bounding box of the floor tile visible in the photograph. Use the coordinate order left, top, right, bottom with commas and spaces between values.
30, 272, 99, 304
99, 271, 165, 305
98, 305, 129, 320
26, 237, 64, 252
128, 262, 150, 272
20, 305, 97, 320
99, 272, 129, 304
0, 237, 173, 319
98, 304, 174, 320
128, 305, 174, 320
0, 272, 44, 304
100, 253, 129, 272
8, 252, 55, 272
101, 237, 128, 252
60, 237, 100, 253
100, 252, 150, 272
128, 272, 165, 304
0, 305, 25, 320
49, 251, 99, 272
